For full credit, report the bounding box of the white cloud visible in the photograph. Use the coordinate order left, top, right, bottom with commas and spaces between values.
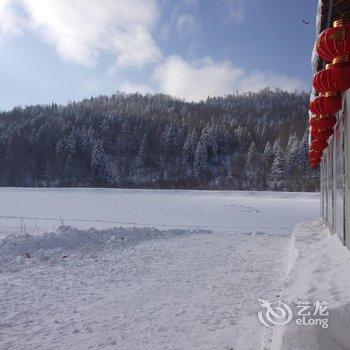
154, 55, 306, 101
238, 70, 306, 93
0, 0, 161, 67
0, 0, 26, 37
120, 82, 154, 95
176, 14, 199, 35
225, 0, 245, 24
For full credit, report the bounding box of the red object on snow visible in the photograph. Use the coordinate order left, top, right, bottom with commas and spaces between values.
309, 93, 342, 115
316, 20, 350, 62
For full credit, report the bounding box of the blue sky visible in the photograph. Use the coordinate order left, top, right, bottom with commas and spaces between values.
0, 0, 317, 110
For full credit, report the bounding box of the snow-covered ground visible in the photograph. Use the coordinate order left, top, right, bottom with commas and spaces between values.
271, 220, 350, 350
0, 189, 320, 349
0, 188, 319, 237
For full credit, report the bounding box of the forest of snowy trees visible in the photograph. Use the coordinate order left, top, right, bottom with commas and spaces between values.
0, 88, 319, 191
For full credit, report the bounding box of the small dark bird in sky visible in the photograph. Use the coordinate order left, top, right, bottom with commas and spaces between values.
302, 20, 310, 24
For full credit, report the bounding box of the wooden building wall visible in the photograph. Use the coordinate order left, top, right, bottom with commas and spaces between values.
321, 90, 350, 246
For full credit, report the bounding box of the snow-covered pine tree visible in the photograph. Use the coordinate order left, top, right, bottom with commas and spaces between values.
272, 138, 282, 156
183, 129, 198, 164
63, 133, 77, 185
136, 133, 147, 182
216, 122, 230, 154
164, 123, 178, 158
246, 141, 260, 189
100, 118, 111, 134
64, 155, 75, 185
263, 141, 274, 166
194, 140, 208, 181
182, 129, 198, 180
298, 131, 309, 170
269, 154, 287, 191
286, 134, 299, 185
91, 139, 108, 185
286, 133, 298, 152
55, 139, 66, 181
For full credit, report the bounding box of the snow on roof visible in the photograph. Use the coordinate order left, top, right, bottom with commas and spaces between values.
311, 0, 324, 73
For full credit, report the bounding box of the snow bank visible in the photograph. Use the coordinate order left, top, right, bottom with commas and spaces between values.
271, 220, 350, 350
0, 225, 211, 269
0, 225, 289, 350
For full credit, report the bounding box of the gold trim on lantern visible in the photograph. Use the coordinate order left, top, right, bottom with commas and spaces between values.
325, 63, 332, 69
331, 28, 346, 42
333, 19, 350, 28
319, 114, 336, 120
325, 91, 340, 97
332, 55, 350, 65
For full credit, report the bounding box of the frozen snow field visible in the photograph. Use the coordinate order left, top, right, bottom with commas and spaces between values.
0, 188, 319, 237
0, 188, 320, 350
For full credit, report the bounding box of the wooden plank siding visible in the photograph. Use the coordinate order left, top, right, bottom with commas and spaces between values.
317, 0, 350, 246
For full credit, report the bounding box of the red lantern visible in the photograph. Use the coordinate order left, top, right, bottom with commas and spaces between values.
310, 126, 318, 138
309, 154, 321, 167
316, 20, 350, 62
311, 139, 328, 152
309, 115, 319, 128
309, 159, 318, 165
313, 63, 350, 93
317, 128, 334, 141
309, 150, 321, 159
318, 114, 337, 129
309, 156, 321, 162
309, 92, 342, 115
309, 149, 322, 159
309, 151, 321, 159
